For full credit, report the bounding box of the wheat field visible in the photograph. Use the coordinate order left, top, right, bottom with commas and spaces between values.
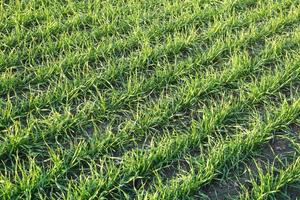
1, 0, 300, 199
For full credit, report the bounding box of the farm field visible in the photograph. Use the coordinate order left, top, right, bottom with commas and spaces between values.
1, 0, 300, 199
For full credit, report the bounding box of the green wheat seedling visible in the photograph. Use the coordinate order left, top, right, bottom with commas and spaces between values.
1, 0, 300, 199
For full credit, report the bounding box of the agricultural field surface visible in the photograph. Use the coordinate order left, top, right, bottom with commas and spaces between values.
1, 0, 300, 199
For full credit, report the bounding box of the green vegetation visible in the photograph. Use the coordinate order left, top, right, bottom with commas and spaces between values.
1, 0, 300, 199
